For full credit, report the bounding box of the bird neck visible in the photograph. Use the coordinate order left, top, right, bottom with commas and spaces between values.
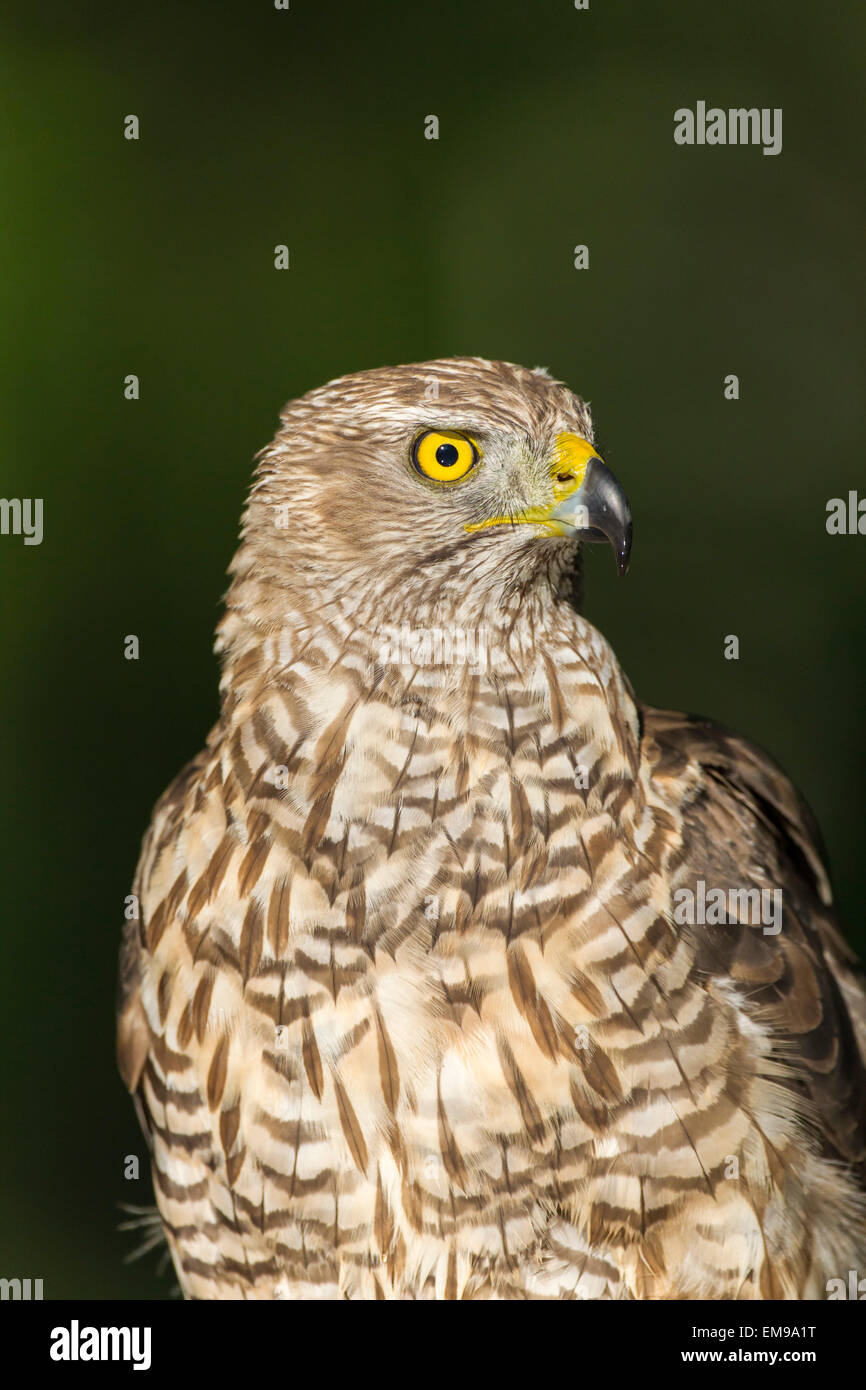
215, 577, 642, 781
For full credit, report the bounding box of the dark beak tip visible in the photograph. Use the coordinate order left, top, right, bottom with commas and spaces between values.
582, 457, 632, 581
617, 526, 633, 578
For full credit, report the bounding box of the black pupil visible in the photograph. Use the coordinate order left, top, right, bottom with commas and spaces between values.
435, 442, 460, 468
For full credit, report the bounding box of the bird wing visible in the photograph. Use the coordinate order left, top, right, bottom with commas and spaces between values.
643, 706, 866, 1175
116, 744, 213, 1124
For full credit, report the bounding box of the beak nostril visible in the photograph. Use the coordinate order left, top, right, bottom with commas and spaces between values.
556, 472, 575, 484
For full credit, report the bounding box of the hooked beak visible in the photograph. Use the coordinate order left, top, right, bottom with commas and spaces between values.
463, 432, 632, 576
550, 452, 633, 577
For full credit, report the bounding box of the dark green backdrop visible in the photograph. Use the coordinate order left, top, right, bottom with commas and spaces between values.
1, 0, 863, 1297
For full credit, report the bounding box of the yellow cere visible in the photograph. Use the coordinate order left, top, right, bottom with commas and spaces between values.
464, 432, 601, 534
412, 429, 477, 482
550, 432, 598, 495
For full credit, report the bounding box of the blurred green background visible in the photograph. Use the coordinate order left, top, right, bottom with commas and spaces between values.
1, 0, 863, 1297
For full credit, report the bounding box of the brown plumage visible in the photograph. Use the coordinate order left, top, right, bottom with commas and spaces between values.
118, 357, 866, 1298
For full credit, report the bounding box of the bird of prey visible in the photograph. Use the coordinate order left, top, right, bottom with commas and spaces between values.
118, 357, 866, 1300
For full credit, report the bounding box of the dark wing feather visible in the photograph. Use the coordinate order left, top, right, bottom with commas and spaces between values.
644, 707, 866, 1175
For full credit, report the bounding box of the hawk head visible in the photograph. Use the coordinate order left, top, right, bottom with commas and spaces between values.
226, 357, 631, 640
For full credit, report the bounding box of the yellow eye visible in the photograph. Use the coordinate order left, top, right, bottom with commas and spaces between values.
412, 430, 478, 482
